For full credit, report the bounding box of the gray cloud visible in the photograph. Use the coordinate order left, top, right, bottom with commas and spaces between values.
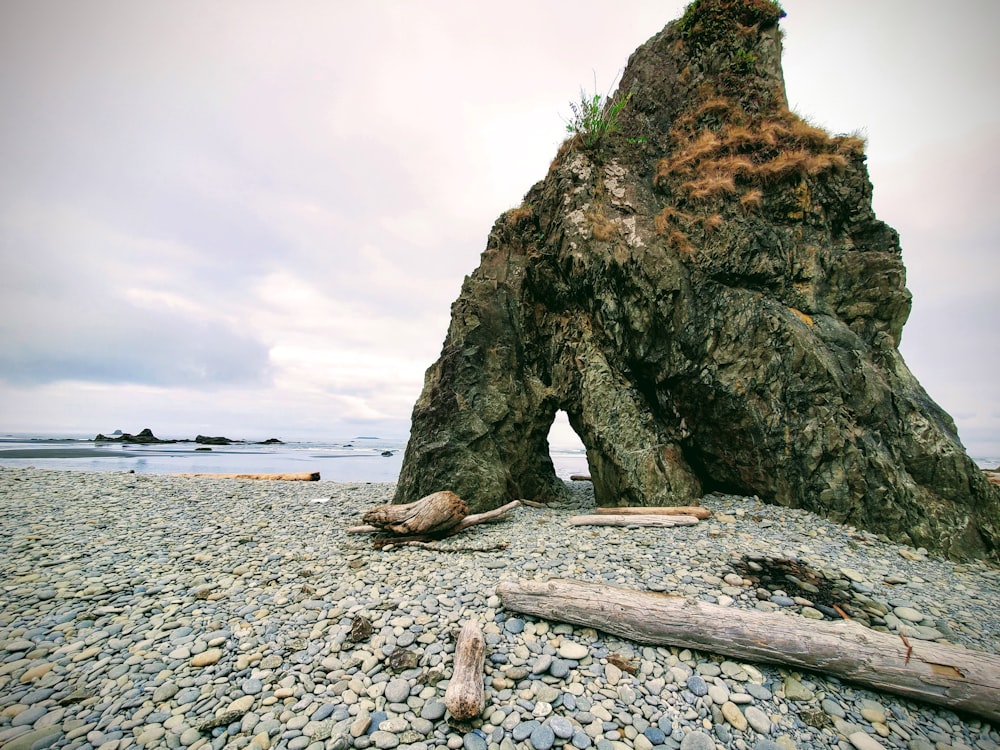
0, 291, 273, 387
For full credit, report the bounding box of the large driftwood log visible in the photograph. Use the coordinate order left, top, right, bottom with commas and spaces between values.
496, 578, 1000, 723
180, 471, 320, 481
444, 620, 486, 720
595, 506, 711, 519
347, 500, 520, 538
569, 514, 700, 527
362, 490, 469, 535
370, 500, 522, 549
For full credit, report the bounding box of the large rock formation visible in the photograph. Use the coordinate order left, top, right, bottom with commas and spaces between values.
394, 0, 1000, 560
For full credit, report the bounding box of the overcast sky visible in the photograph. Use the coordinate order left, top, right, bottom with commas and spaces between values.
1, 1, 997, 457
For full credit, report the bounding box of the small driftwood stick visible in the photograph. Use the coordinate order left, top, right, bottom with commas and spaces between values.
180, 471, 320, 481
569, 514, 700, 527
595, 505, 711, 519
451, 500, 521, 533
362, 490, 468, 535
444, 620, 486, 719
497, 578, 1000, 723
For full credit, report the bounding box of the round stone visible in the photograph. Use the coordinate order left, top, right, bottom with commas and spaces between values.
530, 723, 556, 750
686, 675, 708, 696
384, 679, 410, 704
721, 702, 747, 731
893, 606, 925, 623
190, 648, 223, 666
421, 701, 446, 721
463, 732, 487, 750
549, 659, 571, 678
848, 732, 886, 750
153, 683, 179, 702
679, 730, 716, 750
532, 654, 553, 674
744, 706, 772, 734
783, 676, 814, 701
558, 641, 589, 660
644, 727, 666, 744
860, 706, 886, 724
708, 683, 730, 704
12, 705, 47, 727
821, 698, 846, 718
535, 684, 560, 704
549, 716, 573, 739
505, 618, 525, 634
513, 721, 540, 742
370, 730, 400, 749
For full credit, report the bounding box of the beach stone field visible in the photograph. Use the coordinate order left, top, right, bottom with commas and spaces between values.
1, 468, 998, 750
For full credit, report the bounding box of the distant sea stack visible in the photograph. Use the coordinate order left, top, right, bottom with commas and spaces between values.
94, 428, 166, 444
393, 0, 1000, 560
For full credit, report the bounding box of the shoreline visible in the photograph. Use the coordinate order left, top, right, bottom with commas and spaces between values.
1, 467, 998, 750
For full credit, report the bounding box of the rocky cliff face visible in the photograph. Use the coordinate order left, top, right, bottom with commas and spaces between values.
393, 0, 1000, 561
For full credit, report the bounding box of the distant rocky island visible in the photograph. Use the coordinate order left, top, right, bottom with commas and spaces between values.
92, 428, 283, 446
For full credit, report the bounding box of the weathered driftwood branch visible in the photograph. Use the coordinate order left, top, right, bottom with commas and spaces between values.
180, 471, 320, 481
363, 490, 468, 535
444, 620, 485, 719
496, 578, 1000, 723
568, 514, 700, 527
452, 500, 520, 532
595, 505, 711, 519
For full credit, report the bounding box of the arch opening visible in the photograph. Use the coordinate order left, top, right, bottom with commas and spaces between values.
546, 409, 589, 480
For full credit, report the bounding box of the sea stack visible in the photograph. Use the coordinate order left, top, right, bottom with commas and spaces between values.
394, 0, 1000, 560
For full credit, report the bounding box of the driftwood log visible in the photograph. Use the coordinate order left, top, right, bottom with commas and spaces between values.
497, 578, 1000, 723
180, 471, 320, 481
370, 500, 523, 549
362, 490, 468, 535
595, 506, 711, 519
444, 620, 486, 719
568, 514, 700, 527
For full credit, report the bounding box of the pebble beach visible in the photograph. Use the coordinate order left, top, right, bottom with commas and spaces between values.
1, 467, 998, 750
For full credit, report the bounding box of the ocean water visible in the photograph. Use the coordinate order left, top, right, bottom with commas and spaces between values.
0, 434, 994, 484
0, 435, 591, 483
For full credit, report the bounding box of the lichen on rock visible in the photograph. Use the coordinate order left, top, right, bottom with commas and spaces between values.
393, 0, 1000, 561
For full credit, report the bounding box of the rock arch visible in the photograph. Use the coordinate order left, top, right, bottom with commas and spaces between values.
392, 0, 999, 560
